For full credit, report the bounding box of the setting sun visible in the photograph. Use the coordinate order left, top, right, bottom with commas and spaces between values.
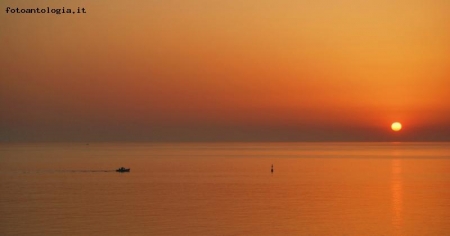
391, 122, 402, 132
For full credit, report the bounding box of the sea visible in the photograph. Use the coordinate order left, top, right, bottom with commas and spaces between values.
1, 142, 449, 236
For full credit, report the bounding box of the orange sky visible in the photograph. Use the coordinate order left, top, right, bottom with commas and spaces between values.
1, 0, 449, 141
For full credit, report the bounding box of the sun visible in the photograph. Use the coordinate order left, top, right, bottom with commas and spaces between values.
391, 122, 402, 132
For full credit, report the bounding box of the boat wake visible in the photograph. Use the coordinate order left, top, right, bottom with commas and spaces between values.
19, 170, 116, 174
67, 170, 116, 173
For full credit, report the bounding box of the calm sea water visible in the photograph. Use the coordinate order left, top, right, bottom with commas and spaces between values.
1, 142, 450, 236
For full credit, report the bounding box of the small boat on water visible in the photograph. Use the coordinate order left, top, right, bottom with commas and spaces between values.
116, 167, 130, 172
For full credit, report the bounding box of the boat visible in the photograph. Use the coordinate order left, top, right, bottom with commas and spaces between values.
116, 167, 130, 172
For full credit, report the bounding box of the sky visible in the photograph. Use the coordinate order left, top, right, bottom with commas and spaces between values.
1, 0, 449, 142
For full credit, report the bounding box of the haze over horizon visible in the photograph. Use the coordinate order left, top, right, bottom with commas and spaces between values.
1, 0, 449, 142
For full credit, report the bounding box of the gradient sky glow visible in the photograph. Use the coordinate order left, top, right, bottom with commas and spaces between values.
1, 0, 449, 142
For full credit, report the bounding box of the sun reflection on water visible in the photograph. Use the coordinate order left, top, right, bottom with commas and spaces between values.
391, 158, 403, 235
